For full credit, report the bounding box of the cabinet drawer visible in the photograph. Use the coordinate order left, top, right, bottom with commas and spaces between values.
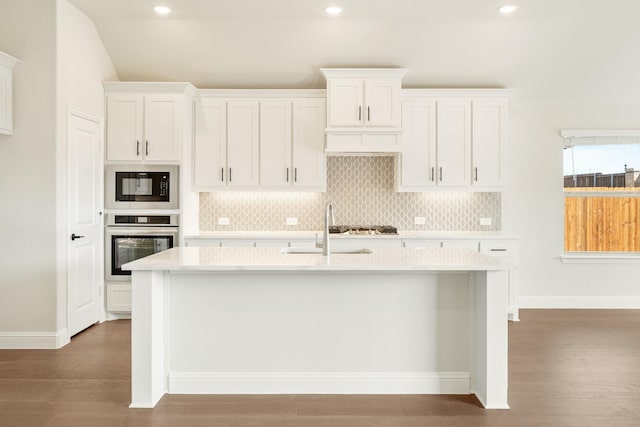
479, 240, 517, 258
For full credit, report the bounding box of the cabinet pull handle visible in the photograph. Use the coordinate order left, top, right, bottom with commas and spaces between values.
431, 167, 435, 182
145, 140, 149, 156
358, 106, 362, 121
229, 168, 232, 182
439, 167, 443, 181
136, 140, 140, 156
286, 167, 289, 182
294, 168, 298, 182
221, 167, 224, 182
490, 248, 507, 252
367, 106, 370, 121
475, 167, 478, 182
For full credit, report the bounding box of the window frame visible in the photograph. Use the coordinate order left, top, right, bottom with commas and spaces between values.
561, 129, 640, 259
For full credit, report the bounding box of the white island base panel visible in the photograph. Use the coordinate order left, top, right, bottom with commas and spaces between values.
129, 254, 509, 410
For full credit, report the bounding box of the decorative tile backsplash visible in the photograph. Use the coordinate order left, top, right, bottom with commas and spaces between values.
200, 156, 501, 231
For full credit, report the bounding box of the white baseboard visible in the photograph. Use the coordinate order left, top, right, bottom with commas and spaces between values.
0, 328, 70, 349
105, 312, 131, 321
169, 371, 470, 395
519, 296, 640, 309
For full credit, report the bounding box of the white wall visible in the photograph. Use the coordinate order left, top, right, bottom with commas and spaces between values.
0, 0, 116, 347
504, 99, 640, 308
0, 0, 58, 335
55, 0, 118, 336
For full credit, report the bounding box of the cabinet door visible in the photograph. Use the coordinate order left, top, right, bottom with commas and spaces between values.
436, 99, 471, 187
397, 99, 437, 190
260, 100, 292, 189
227, 100, 259, 188
364, 78, 401, 127
327, 78, 363, 127
292, 98, 326, 190
106, 94, 143, 161
194, 99, 227, 188
402, 239, 441, 249
472, 99, 507, 188
144, 94, 181, 161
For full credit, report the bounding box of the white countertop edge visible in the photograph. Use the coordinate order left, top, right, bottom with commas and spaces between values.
123, 247, 511, 272
560, 253, 640, 264
185, 231, 519, 240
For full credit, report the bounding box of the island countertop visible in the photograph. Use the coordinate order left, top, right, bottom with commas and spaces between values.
123, 246, 511, 272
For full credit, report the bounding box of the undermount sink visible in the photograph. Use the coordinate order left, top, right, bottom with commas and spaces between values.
281, 247, 372, 255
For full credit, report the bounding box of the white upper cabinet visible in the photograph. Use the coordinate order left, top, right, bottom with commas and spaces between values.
259, 98, 326, 191
291, 98, 326, 190
396, 90, 510, 192
193, 98, 259, 190
321, 69, 407, 153
0, 51, 19, 136
322, 69, 405, 129
436, 99, 472, 187
227, 100, 259, 188
260, 100, 293, 188
395, 99, 437, 190
472, 99, 508, 188
105, 83, 187, 163
193, 98, 226, 188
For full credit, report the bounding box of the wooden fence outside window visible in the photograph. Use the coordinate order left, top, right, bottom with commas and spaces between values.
564, 188, 640, 252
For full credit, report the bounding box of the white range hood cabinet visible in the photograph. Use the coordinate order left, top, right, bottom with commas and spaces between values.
321, 68, 408, 154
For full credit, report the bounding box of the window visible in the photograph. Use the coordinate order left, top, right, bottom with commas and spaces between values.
562, 130, 640, 252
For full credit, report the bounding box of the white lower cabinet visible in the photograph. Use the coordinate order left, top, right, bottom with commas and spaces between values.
106, 283, 132, 313
331, 237, 402, 249
479, 240, 519, 321
403, 237, 519, 321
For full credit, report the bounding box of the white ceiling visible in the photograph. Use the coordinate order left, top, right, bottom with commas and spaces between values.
68, 0, 640, 98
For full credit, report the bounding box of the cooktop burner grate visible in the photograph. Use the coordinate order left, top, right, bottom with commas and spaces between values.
328, 225, 398, 235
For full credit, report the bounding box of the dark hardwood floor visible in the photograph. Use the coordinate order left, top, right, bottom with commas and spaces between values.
1, 310, 640, 426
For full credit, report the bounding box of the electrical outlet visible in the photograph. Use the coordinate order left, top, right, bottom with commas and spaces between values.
414, 216, 426, 225
480, 217, 492, 226
218, 217, 230, 226
286, 217, 298, 226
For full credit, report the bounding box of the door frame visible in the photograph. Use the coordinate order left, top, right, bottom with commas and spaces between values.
66, 108, 105, 336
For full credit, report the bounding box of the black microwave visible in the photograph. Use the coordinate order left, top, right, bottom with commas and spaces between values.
106, 165, 179, 210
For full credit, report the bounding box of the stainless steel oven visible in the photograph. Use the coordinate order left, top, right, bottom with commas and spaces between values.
106, 165, 179, 210
105, 214, 179, 281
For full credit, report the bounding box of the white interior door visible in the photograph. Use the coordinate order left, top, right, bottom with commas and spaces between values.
68, 110, 103, 337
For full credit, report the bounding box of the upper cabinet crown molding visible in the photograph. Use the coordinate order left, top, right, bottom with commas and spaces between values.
103, 81, 196, 95
0, 51, 20, 136
320, 68, 408, 79
196, 89, 326, 99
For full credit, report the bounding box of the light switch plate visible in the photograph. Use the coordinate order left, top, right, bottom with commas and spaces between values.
286, 217, 298, 226
414, 216, 426, 225
218, 217, 230, 226
480, 218, 492, 226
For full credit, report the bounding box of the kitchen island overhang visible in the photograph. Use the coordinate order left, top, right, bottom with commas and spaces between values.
124, 246, 510, 410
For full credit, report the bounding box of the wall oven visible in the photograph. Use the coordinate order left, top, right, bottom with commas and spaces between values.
106, 165, 179, 210
105, 214, 179, 282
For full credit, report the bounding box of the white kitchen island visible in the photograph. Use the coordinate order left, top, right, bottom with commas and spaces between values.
123, 246, 510, 410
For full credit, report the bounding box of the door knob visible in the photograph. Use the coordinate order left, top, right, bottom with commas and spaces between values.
71, 233, 85, 241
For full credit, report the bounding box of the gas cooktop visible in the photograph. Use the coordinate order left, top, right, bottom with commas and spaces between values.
328, 225, 398, 235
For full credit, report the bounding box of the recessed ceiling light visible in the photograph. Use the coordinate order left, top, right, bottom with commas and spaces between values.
499, 5, 518, 14
325, 6, 343, 16
153, 5, 171, 15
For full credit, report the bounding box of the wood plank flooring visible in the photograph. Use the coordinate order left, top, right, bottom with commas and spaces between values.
1, 310, 640, 426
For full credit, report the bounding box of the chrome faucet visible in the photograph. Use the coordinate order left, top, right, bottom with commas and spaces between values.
323, 201, 335, 256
